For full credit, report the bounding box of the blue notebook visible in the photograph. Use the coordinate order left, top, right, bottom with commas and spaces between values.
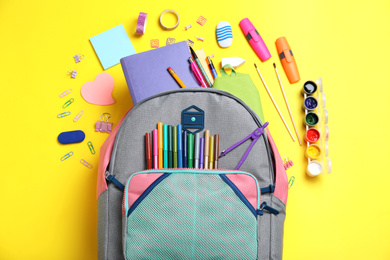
120, 41, 199, 105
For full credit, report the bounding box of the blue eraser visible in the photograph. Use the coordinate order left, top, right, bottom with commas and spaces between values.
58, 130, 85, 144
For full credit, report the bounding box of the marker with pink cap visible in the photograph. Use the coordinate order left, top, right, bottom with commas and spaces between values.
239, 18, 271, 62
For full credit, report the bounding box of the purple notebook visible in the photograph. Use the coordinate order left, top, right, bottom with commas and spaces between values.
120, 41, 199, 105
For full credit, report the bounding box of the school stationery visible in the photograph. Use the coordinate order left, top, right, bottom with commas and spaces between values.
81, 73, 115, 106
188, 133, 194, 168
173, 126, 178, 168
216, 21, 233, 48
167, 67, 187, 88
273, 63, 302, 146
87, 141, 95, 155
136, 12, 147, 35
190, 47, 212, 87
90, 24, 136, 70
194, 49, 214, 85
97, 88, 288, 259
199, 137, 204, 169
177, 124, 183, 168
209, 136, 214, 169
204, 130, 210, 169
159, 9, 180, 30
153, 129, 158, 169
254, 64, 295, 142
207, 57, 218, 79
145, 132, 152, 169
121, 41, 198, 105
163, 124, 168, 168
194, 133, 200, 168
158, 122, 163, 168
221, 57, 245, 68
183, 130, 188, 168
168, 125, 173, 168
275, 37, 300, 84
239, 18, 271, 62
95, 113, 113, 133
58, 130, 85, 144
214, 134, 219, 169
212, 64, 265, 122
189, 57, 207, 87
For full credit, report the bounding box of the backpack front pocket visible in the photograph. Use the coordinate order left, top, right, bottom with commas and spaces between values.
122, 170, 261, 260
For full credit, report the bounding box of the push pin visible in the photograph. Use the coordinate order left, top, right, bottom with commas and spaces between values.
183, 24, 192, 30
74, 54, 85, 63
95, 113, 113, 133
196, 36, 205, 42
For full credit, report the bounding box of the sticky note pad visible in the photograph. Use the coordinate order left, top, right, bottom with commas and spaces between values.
90, 24, 136, 70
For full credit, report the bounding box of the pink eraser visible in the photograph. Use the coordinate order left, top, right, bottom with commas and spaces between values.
239, 18, 271, 62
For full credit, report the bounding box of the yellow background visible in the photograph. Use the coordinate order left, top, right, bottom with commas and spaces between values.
1, 0, 389, 259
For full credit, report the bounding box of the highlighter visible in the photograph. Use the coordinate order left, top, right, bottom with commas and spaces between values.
177, 125, 183, 168
239, 18, 271, 62
188, 133, 194, 168
189, 57, 207, 88
209, 136, 214, 169
183, 130, 188, 168
173, 126, 178, 168
158, 122, 163, 168
152, 130, 158, 169
204, 130, 210, 169
275, 37, 300, 84
168, 125, 173, 168
163, 124, 168, 168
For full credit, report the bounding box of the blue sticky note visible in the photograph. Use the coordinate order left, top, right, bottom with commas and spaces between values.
90, 24, 136, 70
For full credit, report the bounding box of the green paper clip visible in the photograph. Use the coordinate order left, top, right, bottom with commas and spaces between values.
87, 141, 95, 155
288, 176, 295, 189
57, 111, 71, 118
61, 151, 73, 161
62, 98, 74, 108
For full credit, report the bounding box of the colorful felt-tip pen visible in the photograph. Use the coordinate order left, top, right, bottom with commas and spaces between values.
178, 125, 183, 168
153, 130, 158, 169
168, 125, 173, 168
194, 133, 200, 168
207, 56, 218, 79
183, 130, 188, 168
214, 134, 219, 169
188, 133, 194, 168
173, 126, 178, 168
168, 67, 187, 88
145, 132, 152, 169
189, 57, 208, 88
190, 47, 212, 88
204, 130, 210, 169
209, 136, 215, 169
163, 124, 168, 168
199, 138, 204, 169
158, 122, 163, 168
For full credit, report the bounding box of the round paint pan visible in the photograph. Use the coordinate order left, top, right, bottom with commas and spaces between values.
306, 160, 323, 177
305, 144, 321, 160
305, 128, 321, 143
304, 112, 319, 127
303, 96, 318, 111
302, 80, 318, 95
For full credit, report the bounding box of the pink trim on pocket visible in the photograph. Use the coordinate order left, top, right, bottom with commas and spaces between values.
97, 107, 132, 199
266, 131, 288, 205
226, 174, 259, 210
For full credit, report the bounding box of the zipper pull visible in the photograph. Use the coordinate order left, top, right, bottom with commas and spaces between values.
105, 171, 125, 191
259, 202, 279, 215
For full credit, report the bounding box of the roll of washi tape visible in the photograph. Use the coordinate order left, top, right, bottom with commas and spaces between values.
302, 81, 317, 95
159, 9, 180, 30
303, 96, 318, 111
324, 125, 329, 141
306, 160, 323, 177
305, 128, 321, 143
305, 144, 321, 159
323, 108, 328, 124
304, 112, 319, 127
136, 12, 147, 35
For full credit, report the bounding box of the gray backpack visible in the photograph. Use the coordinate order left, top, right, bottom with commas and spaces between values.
97, 88, 288, 260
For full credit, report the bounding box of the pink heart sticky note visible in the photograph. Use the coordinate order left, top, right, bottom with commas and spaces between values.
81, 73, 115, 105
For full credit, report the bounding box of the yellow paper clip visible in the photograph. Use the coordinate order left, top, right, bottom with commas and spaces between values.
288, 176, 295, 189
87, 141, 95, 155
62, 98, 74, 108
60, 89, 73, 98
61, 151, 73, 161
73, 110, 84, 122
57, 111, 71, 118
80, 159, 93, 169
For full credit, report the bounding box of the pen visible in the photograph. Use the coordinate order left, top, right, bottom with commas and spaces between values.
145, 132, 152, 169
214, 134, 219, 169
188, 133, 193, 168
199, 138, 204, 169
207, 56, 218, 79
194, 133, 200, 168
209, 136, 214, 169
168, 67, 187, 88
204, 130, 210, 169
158, 122, 163, 168
178, 125, 183, 168
173, 126, 178, 168
183, 130, 188, 168
153, 130, 158, 169
189, 47, 212, 88
168, 125, 173, 168
163, 124, 168, 168
189, 57, 208, 88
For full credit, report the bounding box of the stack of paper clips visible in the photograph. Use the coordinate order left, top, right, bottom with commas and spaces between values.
302, 78, 332, 177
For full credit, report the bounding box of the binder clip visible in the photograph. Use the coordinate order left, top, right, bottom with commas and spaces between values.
74, 54, 85, 63
67, 70, 77, 79
282, 156, 294, 170
95, 113, 113, 133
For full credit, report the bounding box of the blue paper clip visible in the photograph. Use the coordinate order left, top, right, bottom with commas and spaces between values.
288, 176, 295, 189
87, 141, 95, 155
61, 151, 74, 161
62, 98, 74, 108
57, 111, 71, 118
